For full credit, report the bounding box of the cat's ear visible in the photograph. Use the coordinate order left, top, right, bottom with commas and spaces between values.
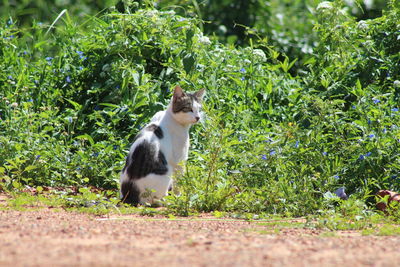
194, 88, 206, 102
173, 85, 185, 102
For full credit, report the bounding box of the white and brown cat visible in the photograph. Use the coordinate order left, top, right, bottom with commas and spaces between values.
120, 85, 205, 205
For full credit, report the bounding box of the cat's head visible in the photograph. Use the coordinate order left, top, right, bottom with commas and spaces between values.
170, 85, 205, 125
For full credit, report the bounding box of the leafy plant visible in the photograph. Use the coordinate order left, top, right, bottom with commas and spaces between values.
1, 0, 400, 217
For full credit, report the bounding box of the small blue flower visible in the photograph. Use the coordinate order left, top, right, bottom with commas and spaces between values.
358, 155, 365, 160
333, 175, 340, 180
241, 77, 245, 81
269, 150, 276, 156
113, 145, 118, 150
35, 155, 41, 160
68, 117, 73, 123
367, 119, 372, 125
365, 152, 372, 157
66, 76, 71, 83
392, 108, 399, 112
391, 175, 397, 179
261, 154, 267, 160
373, 98, 380, 104
352, 105, 356, 109
34, 80, 39, 85
76, 51, 84, 55
383, 128, 387, 134
368, 134, 375, 138
92, 152, 99, 157
79, 66, 83, 70
294, 141, 299, 148
27, 99, 33, 102
7, 75, 13, 80
239, 68, 246, 73
322, 151, 328, 156
45, 57, 53, 61
334, 187, 348, 200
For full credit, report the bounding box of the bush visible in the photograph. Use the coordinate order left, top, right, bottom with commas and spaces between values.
1, 0, 399, 215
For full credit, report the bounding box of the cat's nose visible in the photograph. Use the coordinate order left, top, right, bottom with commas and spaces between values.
195, 116, 200, 122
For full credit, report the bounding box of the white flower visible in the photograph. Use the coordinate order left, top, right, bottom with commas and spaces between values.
161, 10, 175, 16
253, 49, 266, 62
146, 10, 159, 17
316, 1, 333, 11
196, 64, 205, 71
357, 20, 368, 31
198, 36, 211, 46
11, 102, 18, 108
394, 80, 400, 88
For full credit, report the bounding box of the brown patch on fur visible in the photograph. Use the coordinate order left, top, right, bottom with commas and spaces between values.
172, 86, 205, 113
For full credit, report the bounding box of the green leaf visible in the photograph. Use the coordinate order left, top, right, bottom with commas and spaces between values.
182, 53, 196, 74
99, 103, 119, 109
76, 134, 95, 146
6, 159, 18, 168
185, 29, 194, 48
65, 98, 82, 110
133, 95, 148, 110
12, 180, 21, 189
356, 79, 362, 90
266, 81, 273, 94
321, 76, 330, 89
24, 165, 37, 172
79, 187, 89, 194
132, 71, 140, 86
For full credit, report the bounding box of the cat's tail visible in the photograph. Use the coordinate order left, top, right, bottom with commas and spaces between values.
120, 179, 140, 206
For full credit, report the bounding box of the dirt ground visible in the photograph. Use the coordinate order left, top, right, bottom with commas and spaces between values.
1, 202, 400, 266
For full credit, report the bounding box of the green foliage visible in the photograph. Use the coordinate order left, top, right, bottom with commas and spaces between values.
0, 0, 118, 25
1, 0, 400, 217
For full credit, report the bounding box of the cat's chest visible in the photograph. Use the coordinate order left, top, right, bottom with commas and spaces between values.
161, 131, 189, 166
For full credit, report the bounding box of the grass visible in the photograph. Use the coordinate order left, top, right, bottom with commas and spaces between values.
2, 189, 400, 237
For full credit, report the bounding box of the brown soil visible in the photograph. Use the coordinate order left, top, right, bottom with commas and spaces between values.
1, 199, 400, 266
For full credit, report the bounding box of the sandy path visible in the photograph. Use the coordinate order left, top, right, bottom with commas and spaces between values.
1, 208, 400, 266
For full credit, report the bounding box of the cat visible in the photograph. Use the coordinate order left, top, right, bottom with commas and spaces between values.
120, 85, 205, 205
